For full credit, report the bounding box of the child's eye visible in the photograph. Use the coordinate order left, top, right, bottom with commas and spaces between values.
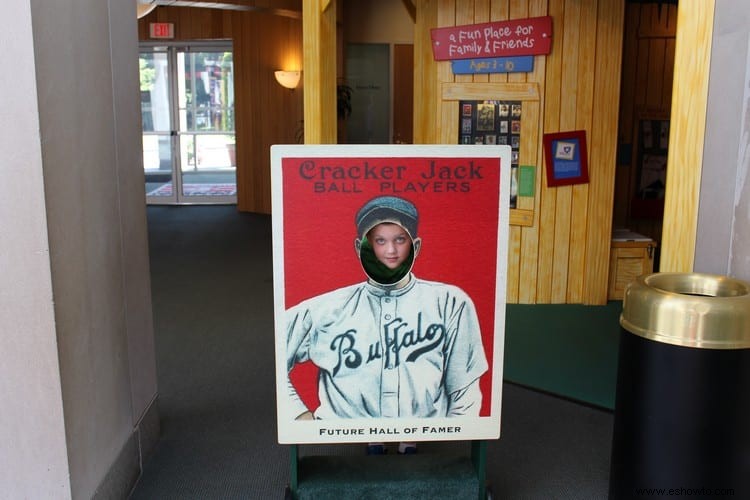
375, 238, 385, 245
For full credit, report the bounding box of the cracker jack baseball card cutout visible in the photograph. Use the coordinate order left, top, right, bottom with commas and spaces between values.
271, 144, 511, 444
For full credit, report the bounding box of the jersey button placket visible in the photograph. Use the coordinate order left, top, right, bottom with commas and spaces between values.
380, 294, 399, 417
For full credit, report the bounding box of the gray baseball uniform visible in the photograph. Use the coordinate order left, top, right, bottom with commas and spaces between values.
286, 275, 488, 419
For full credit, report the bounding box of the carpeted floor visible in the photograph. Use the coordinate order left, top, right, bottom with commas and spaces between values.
129, 205, 613, 499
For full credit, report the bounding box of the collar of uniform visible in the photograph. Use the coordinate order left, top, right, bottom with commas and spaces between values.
364, 274, 417, 297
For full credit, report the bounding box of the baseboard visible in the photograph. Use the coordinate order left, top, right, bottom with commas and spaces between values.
92, 432, 140, 500
92, 396, 160, 500
137, 397, 161, 465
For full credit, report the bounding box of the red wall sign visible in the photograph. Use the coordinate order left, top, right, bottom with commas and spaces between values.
149, 22, 174, 39
431, 16, 552, 60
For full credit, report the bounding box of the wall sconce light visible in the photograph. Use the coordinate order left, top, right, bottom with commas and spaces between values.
136, 1, 157, 19
275, 70, 301, 90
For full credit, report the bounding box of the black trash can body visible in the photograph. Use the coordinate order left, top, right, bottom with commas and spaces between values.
609, 273, 750, 499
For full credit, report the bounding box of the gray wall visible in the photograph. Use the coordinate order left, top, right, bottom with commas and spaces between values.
1, 0, 158, 498
695, 1, 750, 281
0, 1, 72, 497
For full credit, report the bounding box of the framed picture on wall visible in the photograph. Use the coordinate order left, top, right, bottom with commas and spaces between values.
630, 115, 669, 218
543, 130, 589, 187
458, 99, 522, 207
476, 103, 496, 131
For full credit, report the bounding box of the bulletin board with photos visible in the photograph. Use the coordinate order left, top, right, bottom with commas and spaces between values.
636, 118, 669, 199
459, 100, 521, 208
631, 115, 669, 219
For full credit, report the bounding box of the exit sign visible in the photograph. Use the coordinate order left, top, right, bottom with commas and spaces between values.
149, 23, 174, 39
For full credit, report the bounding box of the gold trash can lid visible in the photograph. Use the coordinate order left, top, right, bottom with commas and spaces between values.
621, 272, 750, 349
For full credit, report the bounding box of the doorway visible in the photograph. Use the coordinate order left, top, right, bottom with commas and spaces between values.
344, 43, 391, 144
139, 42, 236, 204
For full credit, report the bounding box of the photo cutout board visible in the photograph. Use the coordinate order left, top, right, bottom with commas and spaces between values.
271, 144, 511, 444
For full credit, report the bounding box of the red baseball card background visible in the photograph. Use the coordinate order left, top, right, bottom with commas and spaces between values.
272, 145, 510, 444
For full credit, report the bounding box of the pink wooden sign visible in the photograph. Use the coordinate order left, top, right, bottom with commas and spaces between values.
431, 16, 553, 60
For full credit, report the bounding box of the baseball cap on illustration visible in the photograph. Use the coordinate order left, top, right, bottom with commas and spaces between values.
355, 195, 419, 240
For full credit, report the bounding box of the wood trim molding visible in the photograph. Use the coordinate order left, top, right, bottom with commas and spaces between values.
441, 82, 540, 227
441, 82, 541, 102
510, 209, 534, 226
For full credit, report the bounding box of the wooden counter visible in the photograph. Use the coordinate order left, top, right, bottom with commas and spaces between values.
608, 230, 657, 301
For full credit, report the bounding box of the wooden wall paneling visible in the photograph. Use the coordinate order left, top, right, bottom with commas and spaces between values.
612, 169, 630, 229
645, 38, 666, 111
393, 44, 415, 143
509, 0, 527, 22
474, 0, 490, 84
567, 0, 596, 304
439, 99, 457, 144
517, 0, 546, 304
454, 1, 475, 85
234, 13, 253, 211
536, 0, 565, 303
618, 4, 639, 145
506, 0, 523, 302
492, 0, 517, 301
628, 17, 650, 226
492, 0, 510, 87
639, 2, 675, 39
513, 98, 540, 303
491, 0, 510, 23
637, 2, 653, 37
253, 15, 270, 211
612, 4, 639, 229
550, 0, 582, 303
508, 0, 528, 141
413, 0, 439, 144
243, 13, 303, 213
660, 0, 715, 272
436, 0, 456, 145
551, 182, 572, 304
243, 13, 265, 212
662, 37, 676, 111
256, 18, 279, 211
664, 4, 678, 35
436, 0, 454, 146
507, 222, 521, 303
490, 0, 510, 86
582, 0, 624, 304
634, 40, 650, 111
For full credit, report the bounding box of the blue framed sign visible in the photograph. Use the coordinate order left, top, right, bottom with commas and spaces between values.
452, 56, 534, 74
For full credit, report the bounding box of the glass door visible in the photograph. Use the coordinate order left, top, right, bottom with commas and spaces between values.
140, 43, 236, 204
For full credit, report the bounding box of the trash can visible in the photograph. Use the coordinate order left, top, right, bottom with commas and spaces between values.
609, 273, 750, 499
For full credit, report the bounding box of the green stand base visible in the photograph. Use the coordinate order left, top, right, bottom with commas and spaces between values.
288, 441, 488, 500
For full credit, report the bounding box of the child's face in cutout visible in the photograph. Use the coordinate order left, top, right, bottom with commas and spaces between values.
366, 223, 412, 270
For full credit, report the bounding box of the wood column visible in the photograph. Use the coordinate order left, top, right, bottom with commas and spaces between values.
660, 0, 715, 272
303, 0, 337, 144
